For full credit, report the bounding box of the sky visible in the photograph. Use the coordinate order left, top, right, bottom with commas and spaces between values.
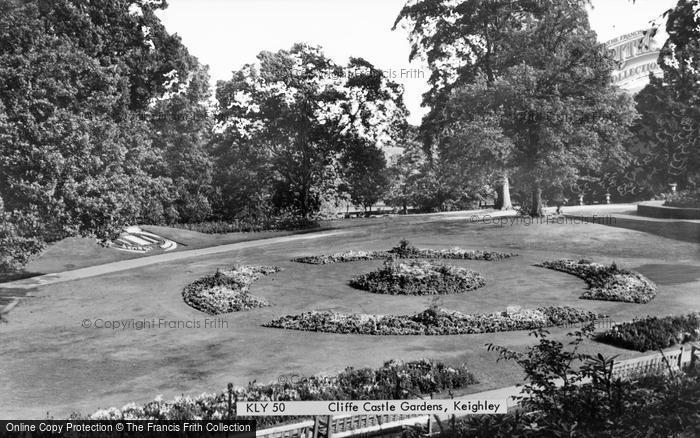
156, 0, 678, 125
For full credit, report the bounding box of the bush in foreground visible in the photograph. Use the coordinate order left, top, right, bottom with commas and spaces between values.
595, 313, 700, 352
86, 359, 477, 427
350, 258, 486, 295
536, 259, 657, 303
407, 327, 700, 437
292, 239, 516, 264
263, 306, 603, 335
182, 265, 280, 314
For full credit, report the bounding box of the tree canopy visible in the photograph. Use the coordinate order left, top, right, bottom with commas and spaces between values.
213, 44, 407, 218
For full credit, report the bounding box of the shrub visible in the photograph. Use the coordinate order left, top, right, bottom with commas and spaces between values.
86, 359, 477, 427
263, 306, 603, 336
595, 314, 700, 352
408, 328, 700, 437
350, 259, 486, 295
536, 259, 657, 303
182, 265, 280, 314
170, 212, 318, 234
664, 189, 700, 209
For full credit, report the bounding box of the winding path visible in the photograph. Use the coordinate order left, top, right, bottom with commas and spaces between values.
0, 230, 348, 291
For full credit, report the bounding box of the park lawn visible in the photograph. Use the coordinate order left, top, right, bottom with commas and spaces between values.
1, 210, 698, 418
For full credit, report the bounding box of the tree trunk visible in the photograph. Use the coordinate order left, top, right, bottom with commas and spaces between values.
530, 186, 544, 217
494, 173, 512, 210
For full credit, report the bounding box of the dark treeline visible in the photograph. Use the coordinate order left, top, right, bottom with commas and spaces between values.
1, 0, 699, 271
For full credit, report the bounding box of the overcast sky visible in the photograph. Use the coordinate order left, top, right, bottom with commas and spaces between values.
157, 0, 677, 124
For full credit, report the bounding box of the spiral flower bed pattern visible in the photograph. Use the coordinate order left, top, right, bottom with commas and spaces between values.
182, 265, 281, 315
264, 306, 604, 335
536, 259, 657, 303
350, 259, 486, 295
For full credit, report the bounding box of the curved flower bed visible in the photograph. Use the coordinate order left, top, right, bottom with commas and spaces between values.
350, 259, 486, 295
263, 306, 604, 335
88, 359, 476, 426
293, 250, 389, 264
595, 313, 700, 352
182, 265, 281, 315
292, 240, 516, 264
536, 259, 657, 303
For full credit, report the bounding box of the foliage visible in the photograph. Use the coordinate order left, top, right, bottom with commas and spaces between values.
384, 132, 427, 213
182, 265, 280, 315
629, 0, 700, 193
664, 189, 700, 208
213, 45, 407, 218
596, 313, 700, 352
86, 359, 476, 427
264, 306, 603, 335
395, 0, 637, 216
0, 0, 215, 270
341, 140, 390, 212
413, 327, 700, 437
349, 258, 486, 295
536, 259, 657, 303
171, 212, 318, 234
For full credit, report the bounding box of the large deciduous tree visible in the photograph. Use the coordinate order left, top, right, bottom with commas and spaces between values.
630, 0, 700, 192
0, 0, 214, 270
213, 44, 407, 219
396, 0, 636, 216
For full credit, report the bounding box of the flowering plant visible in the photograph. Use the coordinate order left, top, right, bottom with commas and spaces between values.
182, 265, 280, 314
536, 259, 657, 303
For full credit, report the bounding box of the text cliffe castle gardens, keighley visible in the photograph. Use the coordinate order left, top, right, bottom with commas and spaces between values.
237, 400, 506, 416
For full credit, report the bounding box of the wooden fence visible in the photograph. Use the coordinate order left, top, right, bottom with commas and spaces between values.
257, 344, 700, 438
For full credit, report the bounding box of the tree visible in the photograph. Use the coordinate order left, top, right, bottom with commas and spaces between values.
395, 0, 557, 208
214, 44, 407, 218
149, 62, 215, 223
630, 0, 700, 193
385, 133, 427, 214
397, 0, 636, 216
0, 0, 214, 270
342, 140, 390, 215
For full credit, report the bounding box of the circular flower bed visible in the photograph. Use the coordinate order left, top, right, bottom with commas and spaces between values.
349, 259, 485, 295
263, 306, 604, 335
292, 239, 517, 264
182, 265, 281, 315
536, 259, 657, 303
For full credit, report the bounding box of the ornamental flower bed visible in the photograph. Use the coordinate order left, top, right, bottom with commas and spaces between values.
263, 306, 603, 335
535, 259, 657, 303
349, 259, 486, 295
292, 240, 516, 264
87, 359, 476, 427
182, 265, 281, 315
292, 250, 389, 264
595, 313, 700, 352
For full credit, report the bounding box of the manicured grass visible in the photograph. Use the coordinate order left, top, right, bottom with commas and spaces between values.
1, 211, 699, 418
